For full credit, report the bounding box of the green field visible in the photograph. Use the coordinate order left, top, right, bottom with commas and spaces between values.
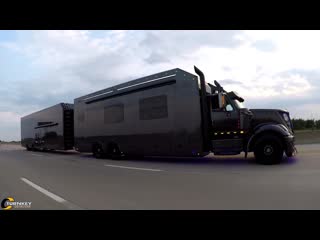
0, 141, 21, 145
294, 129, 320, 145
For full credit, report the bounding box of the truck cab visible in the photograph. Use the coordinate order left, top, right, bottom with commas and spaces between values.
194, 66, 296, 164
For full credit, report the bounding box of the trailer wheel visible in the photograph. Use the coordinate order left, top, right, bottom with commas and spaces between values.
107, 143, 123, 160
254, 135, 284, 165
93, 144, 104, 159
26, 144, 32, 151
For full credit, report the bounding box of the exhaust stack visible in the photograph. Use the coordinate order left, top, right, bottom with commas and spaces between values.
194, 66, 211, 152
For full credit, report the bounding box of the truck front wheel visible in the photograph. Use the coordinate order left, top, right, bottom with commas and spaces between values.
254, 135, 284, 165
286, 152, 293, 157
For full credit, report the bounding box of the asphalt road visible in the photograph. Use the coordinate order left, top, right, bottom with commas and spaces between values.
0, 143, 319, 210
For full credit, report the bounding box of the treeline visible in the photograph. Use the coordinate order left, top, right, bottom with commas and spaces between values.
292, 118, 320, 130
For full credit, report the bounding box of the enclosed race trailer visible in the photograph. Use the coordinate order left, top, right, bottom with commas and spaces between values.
74, 68, 205, 158
21, 103, 74, 151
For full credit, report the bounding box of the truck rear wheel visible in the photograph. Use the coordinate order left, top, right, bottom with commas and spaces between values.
254, 135, 284, 165
107, 143, 123, 160
93, 144, 104, 159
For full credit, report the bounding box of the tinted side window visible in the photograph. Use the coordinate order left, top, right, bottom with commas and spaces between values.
211, 95, 220, 110
139, 95, 168, 120
104, 104, 124, 124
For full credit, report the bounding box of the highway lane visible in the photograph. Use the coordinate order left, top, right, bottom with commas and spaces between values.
0, 143, 320, 209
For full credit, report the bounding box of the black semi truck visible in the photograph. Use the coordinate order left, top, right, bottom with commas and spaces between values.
21, 66, 296, 164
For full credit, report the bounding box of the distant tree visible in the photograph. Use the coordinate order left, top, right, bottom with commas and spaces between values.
292, 118, 305, 130
305, 119, 315, 129
291, 118, 320, 130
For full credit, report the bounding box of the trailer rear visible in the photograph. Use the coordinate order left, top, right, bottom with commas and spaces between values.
21, 103, 74, 151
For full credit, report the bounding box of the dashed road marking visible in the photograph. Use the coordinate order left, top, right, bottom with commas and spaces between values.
21, 177, 83, 210
104, 164, 163, 172
31, 153, 44, 157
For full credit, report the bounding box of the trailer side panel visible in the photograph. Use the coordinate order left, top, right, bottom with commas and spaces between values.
74, 69, 204, 157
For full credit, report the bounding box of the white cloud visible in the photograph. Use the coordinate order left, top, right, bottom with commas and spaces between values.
289, 104, 320, 120
9, 30, 314, 101
0, 111, 21, 123
0, 111, 22, 141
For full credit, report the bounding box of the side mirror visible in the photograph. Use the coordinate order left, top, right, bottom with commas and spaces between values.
226, 104, 233, 112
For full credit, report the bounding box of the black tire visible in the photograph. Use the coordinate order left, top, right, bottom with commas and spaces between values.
122, 153, 144, 160
32, 145, 39, 151
254, 135, 284, 165
26, 145, 32, 151
127, 154, 144, 160
93, 144, 104, 159
286, 152, 293, 157
107, 143, 123, 160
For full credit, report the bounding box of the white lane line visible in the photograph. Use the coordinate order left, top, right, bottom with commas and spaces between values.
104, 164, 163, 172
21, 177, 82, 210
31, 153, 44, 157
21, 177, 66, 202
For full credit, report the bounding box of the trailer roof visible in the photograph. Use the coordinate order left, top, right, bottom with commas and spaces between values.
75, 68, 197, 102
21, 103, 73, 119
61, 103, 74, 110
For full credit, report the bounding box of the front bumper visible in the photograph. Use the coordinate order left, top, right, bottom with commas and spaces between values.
284, 135, 297, 156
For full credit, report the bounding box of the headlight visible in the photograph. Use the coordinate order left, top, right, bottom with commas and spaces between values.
283, 113, 289, 122
282, 113, 292, 129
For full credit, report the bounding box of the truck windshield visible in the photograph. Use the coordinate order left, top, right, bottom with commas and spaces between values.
234, 99, 245, 109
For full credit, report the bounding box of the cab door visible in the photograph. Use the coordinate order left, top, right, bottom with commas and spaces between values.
211, 95, 239, 132
210, 94, 242, 154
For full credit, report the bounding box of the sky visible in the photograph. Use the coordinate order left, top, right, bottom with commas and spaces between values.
0, 30, 320, 141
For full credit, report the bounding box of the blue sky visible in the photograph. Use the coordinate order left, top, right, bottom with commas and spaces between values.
0, 30, 320, 141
